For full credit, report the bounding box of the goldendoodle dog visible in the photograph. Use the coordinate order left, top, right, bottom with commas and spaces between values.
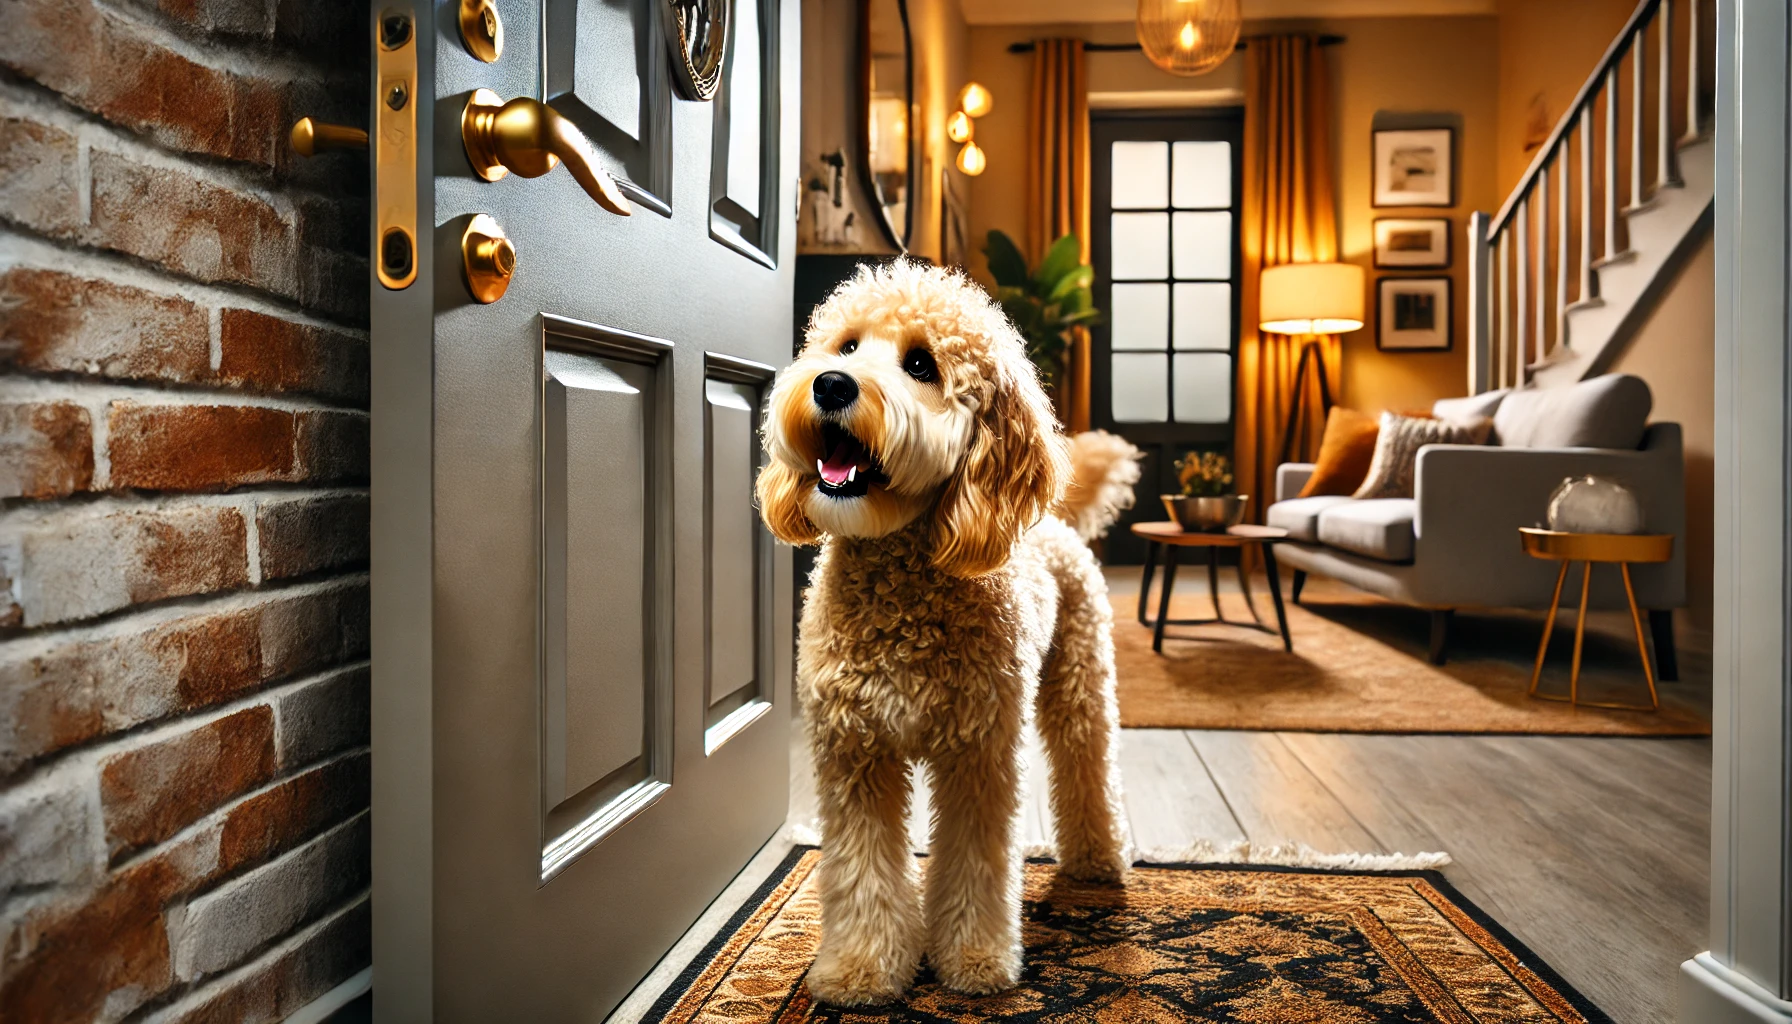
756, 259, 1140, 1005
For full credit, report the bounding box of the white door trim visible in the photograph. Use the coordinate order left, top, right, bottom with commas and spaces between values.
1683, 1, 1792, 1020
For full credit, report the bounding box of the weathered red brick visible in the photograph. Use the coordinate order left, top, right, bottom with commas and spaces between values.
0, 116, 81, 237
295, 411, 369, 485
218, 309, 368, 405
162, 898, 370, 1024
0, 0, 291, 167
12, 504, 251, 627
0, 822, 225, 1021
256, 494, 368, 582
88, 152, 297, 298
133, 0, 272, 37
0, 268, 211, 383
0, 583, 368, 774
100, 705, 277, 862
0, 401, 95, 499
107, 403, 295, 492
273, 666, 368, 770
218, 751, 367, 876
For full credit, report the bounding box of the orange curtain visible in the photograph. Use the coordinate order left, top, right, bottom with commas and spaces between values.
1235, 34, 1339, 525
1027, 39, 1092, 432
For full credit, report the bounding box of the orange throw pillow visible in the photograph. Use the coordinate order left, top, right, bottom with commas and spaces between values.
1297, 406, 1380, 497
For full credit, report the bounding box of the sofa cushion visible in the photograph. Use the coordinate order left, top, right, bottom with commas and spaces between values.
1317, 499, 1417, 563
1266, 496, 1351, 542
1433, 388, 1509, 422
1298, 406, 1380, 497
1493, 373, 1652, 449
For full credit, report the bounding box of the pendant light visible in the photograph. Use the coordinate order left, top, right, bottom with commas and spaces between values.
1136, 0, 1241, 77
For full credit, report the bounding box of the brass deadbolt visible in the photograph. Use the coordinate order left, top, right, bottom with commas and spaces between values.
459, 0, 503, 62
462, 214, 516, 304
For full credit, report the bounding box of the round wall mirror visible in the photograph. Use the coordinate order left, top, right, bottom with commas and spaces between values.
860, 0, 913, 251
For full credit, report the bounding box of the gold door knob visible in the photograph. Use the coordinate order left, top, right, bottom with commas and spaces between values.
458, 0, 503, 62
461, 90, 632, 216
462, 214, 516, 304
290, 118, 369, 156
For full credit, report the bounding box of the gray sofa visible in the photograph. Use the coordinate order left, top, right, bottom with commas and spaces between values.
1266, 374, 1686, 668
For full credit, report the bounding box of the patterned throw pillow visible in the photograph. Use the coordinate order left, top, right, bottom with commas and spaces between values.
1352, 412, 1492, 500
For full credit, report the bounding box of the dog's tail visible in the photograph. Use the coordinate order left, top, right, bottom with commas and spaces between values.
1054, 430, 1143, 541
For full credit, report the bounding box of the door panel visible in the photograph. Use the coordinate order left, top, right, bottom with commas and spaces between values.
372, 0, 799, 1018
710, 0, 781, 260
545, 0, 675, 210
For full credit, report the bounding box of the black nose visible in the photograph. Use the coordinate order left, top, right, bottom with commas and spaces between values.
812, 371, 859, 412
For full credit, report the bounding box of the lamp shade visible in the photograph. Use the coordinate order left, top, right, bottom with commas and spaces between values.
1258, 262, 1366, 334
1137, 0, 1241, 77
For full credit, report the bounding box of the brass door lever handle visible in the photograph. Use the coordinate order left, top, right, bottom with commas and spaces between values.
290, 118, 369, 156
461, 90, 632, 216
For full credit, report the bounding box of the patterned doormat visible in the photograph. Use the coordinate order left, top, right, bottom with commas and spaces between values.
644, 848, 1610, 1023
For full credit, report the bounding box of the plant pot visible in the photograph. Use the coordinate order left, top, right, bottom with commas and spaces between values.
1162, 494, 1247, 532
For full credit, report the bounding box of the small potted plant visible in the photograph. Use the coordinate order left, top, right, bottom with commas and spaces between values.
1163, 451, 1246, 532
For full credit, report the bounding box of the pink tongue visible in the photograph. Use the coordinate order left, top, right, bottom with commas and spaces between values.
819, 440, 858, 485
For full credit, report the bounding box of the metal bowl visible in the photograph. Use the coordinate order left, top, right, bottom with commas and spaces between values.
1161, 494, 1247, 532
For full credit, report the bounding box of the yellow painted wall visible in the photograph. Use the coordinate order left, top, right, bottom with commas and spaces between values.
966, 17, 1499, 414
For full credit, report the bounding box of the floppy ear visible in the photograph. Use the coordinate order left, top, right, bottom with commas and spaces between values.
929, 356, 1069, 577
755, 460, 823, 546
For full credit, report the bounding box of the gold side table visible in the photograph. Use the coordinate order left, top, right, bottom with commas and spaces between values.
1520, 528, 1674, 712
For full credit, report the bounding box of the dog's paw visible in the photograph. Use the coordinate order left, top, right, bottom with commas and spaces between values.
805, 946, 916, 1006
1056, 848, 1129, 884
930, 941, 1022, 995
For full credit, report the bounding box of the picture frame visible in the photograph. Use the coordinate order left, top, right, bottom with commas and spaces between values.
1377, 276, 1452, 351
1372, 128, 1454, 207
1373, 217, 1451, 268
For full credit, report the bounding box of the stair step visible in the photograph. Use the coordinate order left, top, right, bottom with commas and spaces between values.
1566, 297, 1607, 315
1591, 249, 1637, 270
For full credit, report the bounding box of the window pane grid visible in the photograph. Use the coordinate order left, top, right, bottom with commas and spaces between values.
1102, 134, 1236, 426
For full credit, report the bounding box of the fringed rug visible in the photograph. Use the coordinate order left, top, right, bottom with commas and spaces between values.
643, 847, 1610, 1023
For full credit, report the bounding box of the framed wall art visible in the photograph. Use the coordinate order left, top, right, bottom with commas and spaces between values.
1377, 276, 1452, 351
1372, 128, 1454, 207
1373, 218, 1451, 268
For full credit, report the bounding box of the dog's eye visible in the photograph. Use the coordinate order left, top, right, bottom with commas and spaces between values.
839, 338, 858, 355
902, 348, 938, 383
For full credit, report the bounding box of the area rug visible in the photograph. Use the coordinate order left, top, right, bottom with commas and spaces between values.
1112, 585, 1710, 736
643, 847, 1611, 1023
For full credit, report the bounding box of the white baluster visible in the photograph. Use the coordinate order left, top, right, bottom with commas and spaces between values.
1579, 105, 1594, 300
1516, 198, 1529, 380
1630, 28, 1644, 208
1683, 0, 1701, 142
1556, 154, 1569, 349
1658, 0, 1679, 187
1499, 231, 1511, 389
1604, 67, 1619, 258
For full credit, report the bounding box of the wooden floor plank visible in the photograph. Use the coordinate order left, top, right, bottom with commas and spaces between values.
1116, 729, 1246, 851
1185, 729, 1385, 853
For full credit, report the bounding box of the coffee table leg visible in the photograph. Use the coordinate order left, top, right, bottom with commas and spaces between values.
1138, 541, 1158, 626
1206, 547, 1224, 621
1529, 560, 1570, 697
1261, 543, 1292, 653
1569, 561, 1593, 706
1154, 547, 1179, 653
1236, 558, 1262, 625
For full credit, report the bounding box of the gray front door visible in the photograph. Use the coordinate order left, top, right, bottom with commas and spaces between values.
368, 0, 796, 1018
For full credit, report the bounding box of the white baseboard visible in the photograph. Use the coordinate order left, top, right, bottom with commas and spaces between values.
1682, 954, 1792, 1023
288, 966, 372, 1024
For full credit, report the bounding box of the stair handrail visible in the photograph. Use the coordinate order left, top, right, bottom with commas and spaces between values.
1468, 0, 1701, 395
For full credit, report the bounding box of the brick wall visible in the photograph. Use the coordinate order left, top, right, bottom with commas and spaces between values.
0, 0, 371, 1020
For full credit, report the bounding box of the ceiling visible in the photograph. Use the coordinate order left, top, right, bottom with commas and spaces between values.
960, 0, 1496, 26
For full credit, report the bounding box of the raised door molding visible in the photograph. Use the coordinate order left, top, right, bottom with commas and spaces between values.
1680, 1, 1792, 1021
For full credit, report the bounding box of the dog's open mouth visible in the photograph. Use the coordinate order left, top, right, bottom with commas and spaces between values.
814, 421, 887, 499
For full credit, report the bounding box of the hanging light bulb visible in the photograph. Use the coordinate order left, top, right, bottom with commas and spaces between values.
956, 140, 986, 176
1137, 0, 1240, 76
947, 109, 973, 144
958, 81, 993, 118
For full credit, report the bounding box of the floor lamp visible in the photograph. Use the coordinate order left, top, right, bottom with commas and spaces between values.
1258, 263, 1366, 467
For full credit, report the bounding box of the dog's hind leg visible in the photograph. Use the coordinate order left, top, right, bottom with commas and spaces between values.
1036, 570, 1130, 883
807, 745, 923, 1005
924, 730, 1025, 994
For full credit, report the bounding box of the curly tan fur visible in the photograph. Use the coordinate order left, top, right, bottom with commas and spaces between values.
757, 261, 1132, 1005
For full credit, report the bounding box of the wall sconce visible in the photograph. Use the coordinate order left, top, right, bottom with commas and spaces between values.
952, 83, 992, 175
956, 140, 987, 176
959, 82, 993, 118
947, 110, 972, 144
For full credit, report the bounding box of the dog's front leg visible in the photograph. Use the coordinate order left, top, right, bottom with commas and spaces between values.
924, 733, 1024, 994
807, 744, 921, 1005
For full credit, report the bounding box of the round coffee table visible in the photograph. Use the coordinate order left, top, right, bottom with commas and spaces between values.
1130, 522, 1293, 654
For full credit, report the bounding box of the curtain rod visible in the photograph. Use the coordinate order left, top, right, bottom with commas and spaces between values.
1006, 34, 1344, 54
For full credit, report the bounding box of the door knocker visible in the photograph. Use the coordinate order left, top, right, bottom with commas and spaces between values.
661, 0, 728, 101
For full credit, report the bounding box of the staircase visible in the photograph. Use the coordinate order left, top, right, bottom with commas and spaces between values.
1467, 0, 1714, 394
